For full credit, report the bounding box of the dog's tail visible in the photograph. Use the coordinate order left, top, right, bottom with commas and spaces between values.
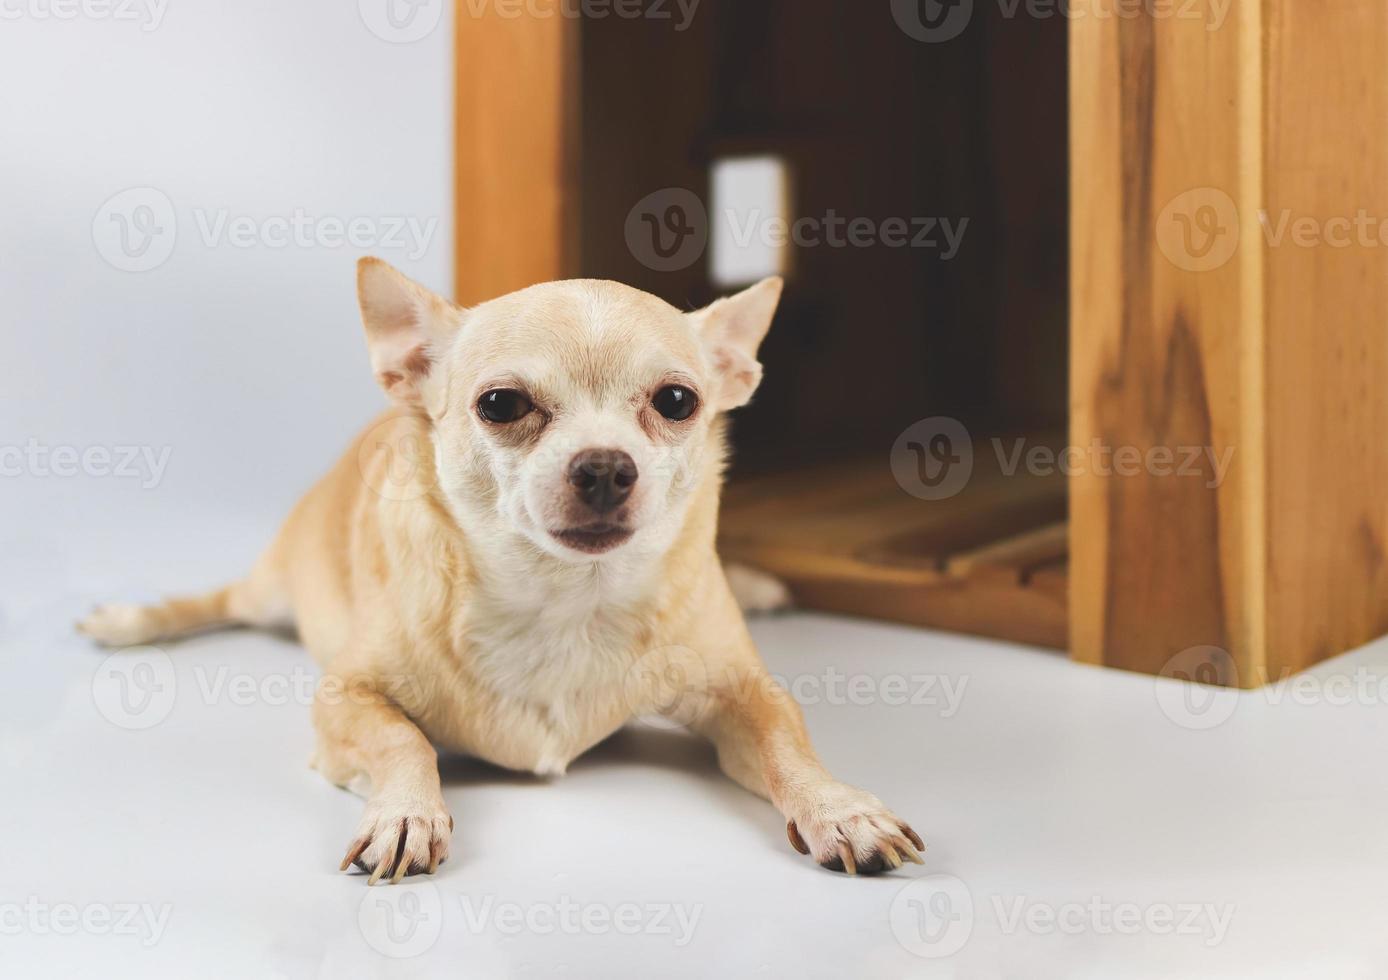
77, 576, 289, 648
78, 564, 782, 647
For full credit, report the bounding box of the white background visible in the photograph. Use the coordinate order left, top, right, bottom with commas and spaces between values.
0, 0, 453, 549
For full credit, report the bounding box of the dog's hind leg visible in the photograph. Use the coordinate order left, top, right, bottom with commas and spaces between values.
77, 561, 291, 648
723, 562, 792, 615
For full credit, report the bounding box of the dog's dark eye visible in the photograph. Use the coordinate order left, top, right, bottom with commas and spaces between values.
477, 389, 533, 423
652, 385, 698, 422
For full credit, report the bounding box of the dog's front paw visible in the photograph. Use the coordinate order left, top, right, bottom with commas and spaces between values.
340, 796, 453, 885
785, 783, 924, 875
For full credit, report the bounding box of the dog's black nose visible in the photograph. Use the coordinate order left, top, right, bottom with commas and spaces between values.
568, 449, 638, 514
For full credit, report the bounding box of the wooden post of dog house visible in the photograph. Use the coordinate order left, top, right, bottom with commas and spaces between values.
1069, 1, 1388, 687
454, 3, 580, 304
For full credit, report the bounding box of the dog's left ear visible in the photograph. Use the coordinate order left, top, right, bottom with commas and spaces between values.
689, 276, 783, 411
357, 256, 463, 415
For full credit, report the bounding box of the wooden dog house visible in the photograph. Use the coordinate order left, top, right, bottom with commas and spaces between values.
453, 0, 1388, 688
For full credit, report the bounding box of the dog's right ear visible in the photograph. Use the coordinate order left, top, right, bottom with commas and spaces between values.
356, 257, 463, 414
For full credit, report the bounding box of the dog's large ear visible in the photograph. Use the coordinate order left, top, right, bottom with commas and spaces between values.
689, 276, 783, 411
357, 257, 462, 415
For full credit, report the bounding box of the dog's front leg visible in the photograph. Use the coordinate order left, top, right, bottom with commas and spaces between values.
311, 676, 452, 884
692, 664, 924, 875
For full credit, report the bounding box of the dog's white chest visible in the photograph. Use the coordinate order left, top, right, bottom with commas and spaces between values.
447, 587, 648, 775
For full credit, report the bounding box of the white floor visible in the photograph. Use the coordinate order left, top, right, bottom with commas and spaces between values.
5, 509, 1388, 978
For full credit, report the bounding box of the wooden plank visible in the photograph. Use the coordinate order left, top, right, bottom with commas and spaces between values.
1071, 1, 1388, 685
947, 522, 1068, 583
454, 3, 578, 304
719, 441, 1068, 650
1069, 0, 1254, 684
1027, 560, 1069, 608
1262, 0, 1388, 676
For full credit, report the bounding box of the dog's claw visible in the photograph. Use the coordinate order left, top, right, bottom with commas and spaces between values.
837, 842, 858, 875
893, 835, 925, 864
902, 823, 925, 852
340, 836, 369, 872
787, 820, 810, 855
